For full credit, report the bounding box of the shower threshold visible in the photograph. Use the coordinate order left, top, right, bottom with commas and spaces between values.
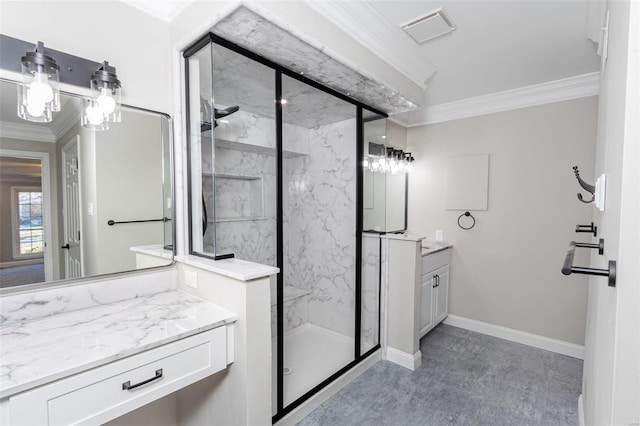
272, 323, 354, 411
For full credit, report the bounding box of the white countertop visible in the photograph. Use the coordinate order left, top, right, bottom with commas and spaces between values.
421, 240, 453, 255
382, 233, 426, 242
130, 244, 174, 259
176, 255, 279, 281
0, 290, 237, 399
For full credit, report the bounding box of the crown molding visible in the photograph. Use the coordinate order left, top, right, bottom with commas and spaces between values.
51, 105, 80, 140
120, 0, 194, 22
0, 121, 56, 143
303, 0, 437, 90
405, 72, 600, 127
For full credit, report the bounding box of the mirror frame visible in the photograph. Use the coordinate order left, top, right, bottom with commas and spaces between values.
0, 78, 176, 295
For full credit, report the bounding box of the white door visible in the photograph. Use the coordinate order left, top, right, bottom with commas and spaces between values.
62, 137, 82, 279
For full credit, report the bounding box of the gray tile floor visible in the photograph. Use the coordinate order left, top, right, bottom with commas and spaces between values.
297, 324, 583, 426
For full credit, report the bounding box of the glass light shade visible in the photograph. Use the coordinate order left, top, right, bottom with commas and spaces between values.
89, 61, 122, 123
18, 47, 60, 123
91, 80, 121, 123
81, 98, 109, 131
362, 157, 370, 169
406, 162, 414, 173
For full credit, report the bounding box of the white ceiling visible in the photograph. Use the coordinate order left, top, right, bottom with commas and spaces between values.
308, 0, 600, 106
122, 0, 600, 109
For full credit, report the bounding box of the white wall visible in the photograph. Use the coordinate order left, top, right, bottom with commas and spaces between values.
0, 1, 172, 113
407, 97, 598, 346
92, 111, 165, 275
386, 120, 408, 150
582, 1, 640, 424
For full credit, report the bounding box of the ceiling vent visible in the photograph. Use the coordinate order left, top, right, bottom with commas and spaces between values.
401, 8, 455, 44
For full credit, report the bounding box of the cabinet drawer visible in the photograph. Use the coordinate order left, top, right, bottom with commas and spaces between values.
10, 327, 228, 426
422, 248, 450, 275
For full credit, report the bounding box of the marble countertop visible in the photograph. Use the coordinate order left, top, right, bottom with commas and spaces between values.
382, 233, 426, 242
176, 255, 279, 281
0, 290, 237, 399
421, 240, 453, 256
130, 244, 174, 259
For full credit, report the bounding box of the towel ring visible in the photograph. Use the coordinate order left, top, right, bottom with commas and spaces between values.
458, 211, 476, 230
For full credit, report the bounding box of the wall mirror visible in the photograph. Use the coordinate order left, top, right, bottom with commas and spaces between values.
363, 118, 407, 233
0, 79, 174, 290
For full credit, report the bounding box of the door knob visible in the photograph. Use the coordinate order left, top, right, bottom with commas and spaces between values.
61, 244, 70, 249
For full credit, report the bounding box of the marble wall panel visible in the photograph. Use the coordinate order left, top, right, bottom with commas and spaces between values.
361, 233, 381, 351
213, 6, 421, 114
212, 146, 277, 266
285, 118, 357, 337
0, 268, 177, 326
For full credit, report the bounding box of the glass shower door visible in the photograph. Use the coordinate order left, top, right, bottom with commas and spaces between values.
280, 74, 358, 407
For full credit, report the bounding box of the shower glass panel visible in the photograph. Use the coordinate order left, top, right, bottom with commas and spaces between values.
361, 112, 386, 354
210, 44, 277, 262
186, 40, 276, 260
185, 34, 385, 421
281, 74, 357, 407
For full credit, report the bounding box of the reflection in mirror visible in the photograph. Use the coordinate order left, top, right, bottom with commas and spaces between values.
363, 117, 407, 233
0, 79, 173, 289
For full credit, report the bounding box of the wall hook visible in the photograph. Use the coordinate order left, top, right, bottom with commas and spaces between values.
573, 166, 595, 204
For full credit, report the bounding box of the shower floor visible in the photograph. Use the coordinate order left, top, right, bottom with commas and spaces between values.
272, 323, 354, 412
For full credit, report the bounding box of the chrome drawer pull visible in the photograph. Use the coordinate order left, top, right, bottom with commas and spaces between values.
122, 369, 163, 391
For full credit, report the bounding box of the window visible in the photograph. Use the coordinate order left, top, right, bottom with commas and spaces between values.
12, 187, 44, 258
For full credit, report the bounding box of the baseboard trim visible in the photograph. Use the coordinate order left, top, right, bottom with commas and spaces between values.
443, 314, 584, 359
275, 349, 382, 426
578, 394, 585, 426
384, 346, 422, 370
0, 259, 44, 268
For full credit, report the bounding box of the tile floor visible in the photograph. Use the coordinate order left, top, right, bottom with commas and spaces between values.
297, 324, 583, 426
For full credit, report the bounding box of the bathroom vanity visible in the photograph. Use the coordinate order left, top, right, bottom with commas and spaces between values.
0, 283, 237, 425
420, 245, 451, 337
384, 234, 451, 370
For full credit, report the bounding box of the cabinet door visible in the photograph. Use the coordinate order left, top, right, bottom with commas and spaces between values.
420, 273, 435, 337
434, 266, 450, 324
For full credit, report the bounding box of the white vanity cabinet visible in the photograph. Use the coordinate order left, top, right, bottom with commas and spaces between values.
7, 327, 228, 426
0, 290, 237, 426
420, 248, 451, 337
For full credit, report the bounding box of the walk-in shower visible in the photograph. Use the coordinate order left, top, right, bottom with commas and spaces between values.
184, 34, 386, 421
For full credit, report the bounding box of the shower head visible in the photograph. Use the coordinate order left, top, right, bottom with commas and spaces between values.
214, 105, 239, 119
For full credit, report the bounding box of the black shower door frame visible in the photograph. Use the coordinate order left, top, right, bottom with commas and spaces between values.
183, 33, 387, 422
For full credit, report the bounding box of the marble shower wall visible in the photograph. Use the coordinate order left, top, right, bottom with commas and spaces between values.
285, 118, 357, 338
211, 147, 277, 266
361, 233, 381, 351
201, 109, 279, 266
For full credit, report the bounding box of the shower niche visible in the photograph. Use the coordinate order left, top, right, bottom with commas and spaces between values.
185, 34, 386, 421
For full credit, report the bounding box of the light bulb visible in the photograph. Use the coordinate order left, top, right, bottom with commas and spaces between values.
26, 101, 45, 117
28, 72, 54, 104
363, 157, 370, 169
371, 160, 380, 171
398, 162, 406, 171
97, 87, 116, 114
86, 104, 105, 125
406, 163, 414, 173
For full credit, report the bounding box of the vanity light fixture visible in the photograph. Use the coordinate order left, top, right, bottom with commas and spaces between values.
82, 61, 121, 130
363, 146, 415, 174
17, 41, 60, 123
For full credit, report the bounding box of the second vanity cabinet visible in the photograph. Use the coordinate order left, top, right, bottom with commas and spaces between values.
420, 248, 451, 337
